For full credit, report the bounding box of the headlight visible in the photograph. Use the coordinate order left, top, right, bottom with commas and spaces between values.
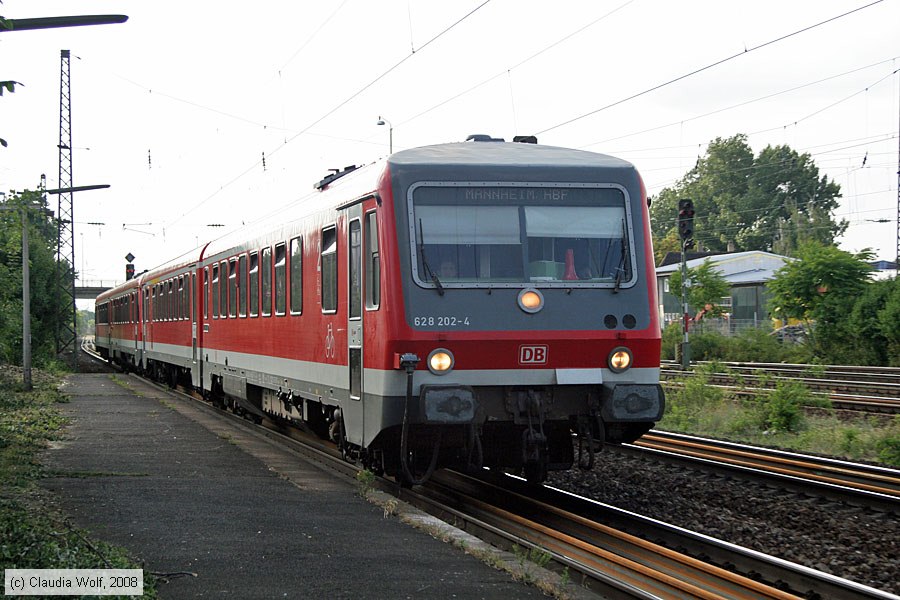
427, 348, 454, 375
608, 347, 632, 373
517, 288, 544, 313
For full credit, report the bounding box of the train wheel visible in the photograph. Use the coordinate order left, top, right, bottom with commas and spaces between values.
523, 461, 547, 485
166, 366, 178, 389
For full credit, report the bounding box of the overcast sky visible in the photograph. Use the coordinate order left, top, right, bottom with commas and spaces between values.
2, 0, 898, 300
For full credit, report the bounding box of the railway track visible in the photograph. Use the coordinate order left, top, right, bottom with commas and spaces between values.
419, 469, 895, 599
663, 361, 900, 385
660, 361, 900, 413
617, 431, 900, 513
78, 346, 895, 599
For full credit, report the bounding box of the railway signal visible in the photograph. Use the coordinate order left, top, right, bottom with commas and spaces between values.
677, 199, 695, 242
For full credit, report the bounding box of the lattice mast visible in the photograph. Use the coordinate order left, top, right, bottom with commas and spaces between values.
56, 49, 77, 366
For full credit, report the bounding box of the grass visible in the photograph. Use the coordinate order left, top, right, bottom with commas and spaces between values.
658, 365, 900, 467
0, 365, 158, 598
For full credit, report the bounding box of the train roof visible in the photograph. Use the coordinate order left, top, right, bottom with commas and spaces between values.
389, 139, 636, 171
96, 275, 140, 302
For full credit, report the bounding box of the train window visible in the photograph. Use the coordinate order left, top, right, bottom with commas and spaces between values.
349, 348, 361, 400
349, 220, 361, 319
219, 261, 228, 318
238, 254, 247, 317
365, 211, 380, 310
204, 268, 209, 319
274, 243, 286, 316
321, 227, 337, 313
290, 237, 302, 315
211, 265, 219, 319
177, 276, 184, 320
261, 247, 272, 317
410, 186, 632, 288
248, 252, 259, 317
183, 275, 190, 320
228, 259, 238, 318
191, 273, 196, 323
144, 289, 149, 323
524, 206, 629, 281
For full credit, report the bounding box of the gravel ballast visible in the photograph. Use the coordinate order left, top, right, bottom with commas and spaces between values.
547, 448, 899, 596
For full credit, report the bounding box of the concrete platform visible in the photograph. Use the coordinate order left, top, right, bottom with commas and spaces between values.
41, 374, 553, 599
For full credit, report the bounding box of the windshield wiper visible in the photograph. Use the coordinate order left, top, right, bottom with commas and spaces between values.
418, 218, 444, 296
613, 219, 628, 294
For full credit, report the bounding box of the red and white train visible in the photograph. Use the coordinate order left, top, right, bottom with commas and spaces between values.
95, 136, 664, 484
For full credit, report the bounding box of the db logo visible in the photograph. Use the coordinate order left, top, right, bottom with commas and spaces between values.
519, 345, 548, 365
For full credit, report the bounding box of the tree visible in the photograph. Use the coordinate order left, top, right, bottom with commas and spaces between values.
876, 280, 900, 366
0, 190, 63, 365
650, 134, 845, 257
668, 259, 730, 319
767, 242, 873, 360
652, 228, 682, 265
847, 279, 897, 366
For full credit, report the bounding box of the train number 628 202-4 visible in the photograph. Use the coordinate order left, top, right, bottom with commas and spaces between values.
413, 315, 471, 327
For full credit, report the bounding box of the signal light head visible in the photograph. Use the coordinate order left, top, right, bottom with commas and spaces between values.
677, 199, 695, 241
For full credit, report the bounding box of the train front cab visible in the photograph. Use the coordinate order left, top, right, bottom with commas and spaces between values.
372, 142, 665, 483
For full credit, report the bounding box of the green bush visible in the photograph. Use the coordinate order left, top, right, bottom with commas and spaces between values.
876, 423, 900, 467
659, 371, 728, 432
661, 322, 681, 361
661, 324, 814, 364
761, 380, 808, 433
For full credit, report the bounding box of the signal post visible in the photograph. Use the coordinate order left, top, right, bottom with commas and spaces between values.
677, 199, 695, 370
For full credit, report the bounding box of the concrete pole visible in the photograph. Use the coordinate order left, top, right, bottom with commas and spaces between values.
22, 209, 32, 391
680, 238, 691, 370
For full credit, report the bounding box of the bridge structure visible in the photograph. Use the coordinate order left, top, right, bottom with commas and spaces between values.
75, 280, 120, 300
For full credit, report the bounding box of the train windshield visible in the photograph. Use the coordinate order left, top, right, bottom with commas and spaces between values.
409, 184, 634, 289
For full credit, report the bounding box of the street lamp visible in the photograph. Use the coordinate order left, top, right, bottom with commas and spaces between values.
376, 116, 393, 154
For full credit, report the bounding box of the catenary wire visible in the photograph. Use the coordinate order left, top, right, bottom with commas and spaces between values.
534, 0, 886, 136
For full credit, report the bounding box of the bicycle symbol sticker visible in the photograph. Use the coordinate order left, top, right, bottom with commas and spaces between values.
324, 323, 336, 359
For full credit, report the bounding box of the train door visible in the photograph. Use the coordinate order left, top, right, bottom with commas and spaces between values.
346, 209, 364, 446
141, 288, 148, 369
191, 271, 200, 388
132, 291, 139, 360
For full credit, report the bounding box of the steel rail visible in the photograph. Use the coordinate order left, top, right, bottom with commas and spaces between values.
616, 431, 900, 513
661, 369, 900, 399
420, 471, 802, 599
661, 360, 900, 386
